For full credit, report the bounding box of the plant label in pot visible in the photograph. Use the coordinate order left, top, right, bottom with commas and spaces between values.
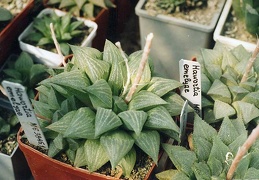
2, 81, 48, 149
179, 59, 202, 116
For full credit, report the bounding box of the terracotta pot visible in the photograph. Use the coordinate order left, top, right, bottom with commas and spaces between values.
0, 0, 34, 66
17, 128, 157, 180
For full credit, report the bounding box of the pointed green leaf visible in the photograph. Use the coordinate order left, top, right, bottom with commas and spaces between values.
207, 79, 232, 104
118, 110, 147, 135
228, 133, 247, 156
229, 85, 250, 101
112, 96, 128, 113
129, 90, 168, 110
220, 71, 238, 87
193, 114, 217, 143
213, 100, 236, 120
132, 130, 160, 164
207, 157, 223, 177
46, 110, 76, 133
103, 40, 126, 95
244, 168, 259, 179
208, 136, 230, 165
250, 152, 259, 169
70, 45, 110, 83
242, 91, 259, 108
192, 162, 211, 180
201, 73, 211, 94
84, 139, 110, 172
234, 153, 250, 179
100, 130, 134, 169
145, 106, 179, 133
86, 79, 113, 109
218, 117, 239, 145
95, 107, 122, 137
232, 101, 259, 124
146, 77, 182, 97
118, 148, 136, 178
155, 169, 180, 180
221, 49, 239, 71
162, 143, 197, 177
192, 135, 212, 162
164, 92, 191, 116
63, 107, 96, 139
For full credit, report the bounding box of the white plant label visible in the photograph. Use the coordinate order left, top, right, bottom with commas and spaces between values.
179, 100, 188, 144
179, 59, 202, 116
2, 81, 48, 150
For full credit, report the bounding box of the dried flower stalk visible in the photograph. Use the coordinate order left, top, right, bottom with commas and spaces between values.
50, 23, 66, 67
125, 33, 154, 103
226, 124, 259, 180
241, 39, 259, 83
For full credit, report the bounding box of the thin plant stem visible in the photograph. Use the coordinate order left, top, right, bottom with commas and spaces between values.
115, 41, 131, 97
50, 23, 66, 67
226, 124, 259, 180
240, 39, 259, 83
124, 33, 154, 103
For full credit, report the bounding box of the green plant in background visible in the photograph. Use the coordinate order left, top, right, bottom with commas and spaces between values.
156, 114, 259, 180
198, 41, 259, 127
45, 0, 115, 18
232, 0, 259, 36
24, 11, 89, 56
0, 7, 13, 31
30, 38, 190, 178
0, 107, 19, 155
0, 52, 48, 99
145, 0, 208, 15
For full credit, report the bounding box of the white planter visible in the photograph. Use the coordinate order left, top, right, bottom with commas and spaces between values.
18, 8, 98, 67
213, 0, 256, 52
0, 145, 31, 180
135, 0, 226, 80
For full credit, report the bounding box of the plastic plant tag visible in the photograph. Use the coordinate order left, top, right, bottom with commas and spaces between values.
179, 59, 202, 116
179, 100, 188, 144
1, 80, 48, 150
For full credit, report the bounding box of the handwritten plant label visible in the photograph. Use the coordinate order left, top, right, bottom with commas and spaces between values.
2, 81, 48, 150
179, 100, 188, 144
179, 59, 202, 116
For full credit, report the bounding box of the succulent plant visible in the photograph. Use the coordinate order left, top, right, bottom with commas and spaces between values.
0, 7, 13, 22
0, 52, 48, 99
30, 39, 188, 178
145, 0, 208, 14
197, 41, 259, 127
23, 10, 90, 56
156, 114, 259, 180
0, 107, 19, 155
45, 0, 115, 18
232, 0, 259, 36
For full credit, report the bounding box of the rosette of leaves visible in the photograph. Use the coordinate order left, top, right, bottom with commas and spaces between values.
145, 0, 208, 15
45, 0, 115, 18
197, 41, 259, 126
232, 0, 259, 36
0, 107, 19, 155
31, 40, 189, 178
0, 52, 48, 99
24, 11, 88, 56
156, 114, 259, 180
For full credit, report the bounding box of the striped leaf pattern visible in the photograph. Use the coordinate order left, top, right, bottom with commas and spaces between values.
95, 107, 122, 137
129, 90, 168, 110
86, 79, 113, 109
103, 40, 126, 95
100, 130, 135, 169
70, 45, 110, 83
132, 130, 160, 164
118, 110, 147, 135
84, 139, 110, 172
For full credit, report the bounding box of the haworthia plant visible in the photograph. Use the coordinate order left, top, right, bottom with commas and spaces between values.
198, 41, 259, 126
46, 0, 115, 18
33, 40, 185, 178
156, 114, 259, 180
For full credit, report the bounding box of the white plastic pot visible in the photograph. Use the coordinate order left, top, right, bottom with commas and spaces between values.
135, 0, 226, 80
18, 8, 98, 67
213, 0, 256, 52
